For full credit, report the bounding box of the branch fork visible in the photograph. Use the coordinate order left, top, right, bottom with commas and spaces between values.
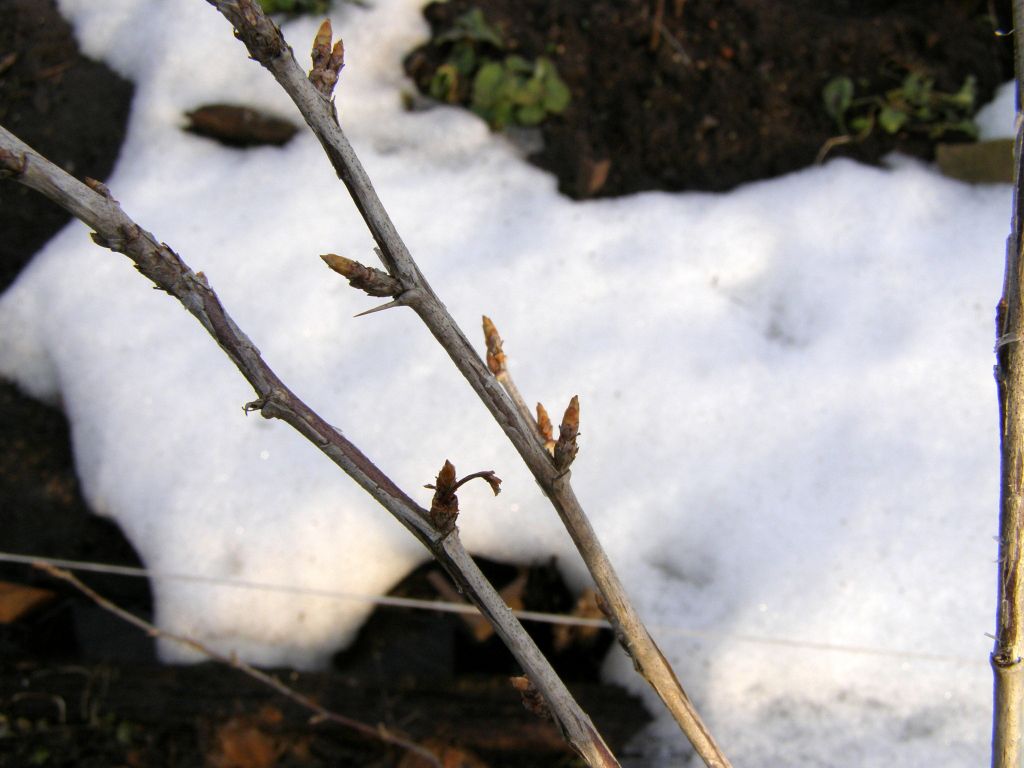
0, 3, 735, 764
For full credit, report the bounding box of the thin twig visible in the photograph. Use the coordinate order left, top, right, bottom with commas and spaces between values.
34, 562, 441, 766
201, 3, 730, 764
650, 0, 665, 50
992, 3, 1024, 766
0, 126, 618, 768
482, 315, 546, 444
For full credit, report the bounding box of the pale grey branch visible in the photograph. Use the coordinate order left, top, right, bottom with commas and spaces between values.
203, 1, 730, 764
0, 125, 617, 768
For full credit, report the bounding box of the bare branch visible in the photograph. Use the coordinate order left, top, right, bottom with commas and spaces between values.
0, 124, 618, 767
34, 561, 442, 766
992, 3, 1024, 765
201, 3, 730, 764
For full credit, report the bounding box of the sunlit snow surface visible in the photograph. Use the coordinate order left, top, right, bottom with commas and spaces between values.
0, 1, 1016, 764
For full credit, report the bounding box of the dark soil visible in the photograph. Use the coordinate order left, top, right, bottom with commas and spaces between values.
405, 0, 1014, 197
0, 0, 133, 286
0, 0, 1017, 765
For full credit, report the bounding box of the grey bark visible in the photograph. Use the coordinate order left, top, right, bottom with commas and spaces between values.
0, 126, 618, 768
202, 2, 731, 764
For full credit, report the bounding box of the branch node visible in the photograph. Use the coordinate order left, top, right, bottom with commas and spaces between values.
210, 0, 288, 63
243, 396, 267, 414
0, 147, 27, 177
84, 177, 116, 201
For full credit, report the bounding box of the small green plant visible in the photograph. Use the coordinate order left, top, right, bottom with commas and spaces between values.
425, 8, 571, 130
823, 71, 978, 141
471, 55, 571, 129
257, 0, 331, 14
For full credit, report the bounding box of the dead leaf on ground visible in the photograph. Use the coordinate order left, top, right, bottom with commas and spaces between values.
0, 581, 56, 623
397, 736, 491, 768
207, 710, 286, 768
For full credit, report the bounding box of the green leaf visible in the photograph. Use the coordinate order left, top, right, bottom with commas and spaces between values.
450, 41, 477, 75
878, 105, 908, 134
436, 8, 505, 49
489, 101, 515, 130
429, 63, 460, 103
504, 55, 534, 74
516, 104, 547, 125
541, 71, 571, 112
900, 71, 931, 104
947, 75, 977, 111
929, 119, 979, 139
822, 77, 854, 124
471, 61, 506, 110
515, 76, 545, 106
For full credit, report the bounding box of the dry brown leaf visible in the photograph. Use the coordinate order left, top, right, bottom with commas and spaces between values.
208, 716, 283, 768
397, 737, 490, 768
552, 588, 605, 652
509, 675, 552, 721
184, 104, 298, 148
0, 581, 56, 624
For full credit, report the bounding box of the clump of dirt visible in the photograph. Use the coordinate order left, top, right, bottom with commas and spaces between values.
405, 0, 1014, 198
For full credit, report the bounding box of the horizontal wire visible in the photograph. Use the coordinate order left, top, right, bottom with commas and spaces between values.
0, 551, 979, 664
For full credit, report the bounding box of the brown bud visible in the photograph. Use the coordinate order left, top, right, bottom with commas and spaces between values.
84, 177, 116, 200
425, 460, 460, 532
309, 20, 345, 98
509, 676, 552, 720
482, 315, 506, 376
312, 19, 332, 59
536, 402, 554, 453
423, 463, 503, 533
321, 254, 400, 297
553, 395, 580, 470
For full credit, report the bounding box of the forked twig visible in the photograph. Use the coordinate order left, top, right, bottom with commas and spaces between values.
34, 562, 441, 767
0, 127, 618, 767
202, 2, 730, 764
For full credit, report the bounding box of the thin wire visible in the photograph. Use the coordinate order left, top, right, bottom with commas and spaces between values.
0, 551, 978, 664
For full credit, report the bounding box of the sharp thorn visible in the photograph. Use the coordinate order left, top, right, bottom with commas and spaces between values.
353, 298, 403, 317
